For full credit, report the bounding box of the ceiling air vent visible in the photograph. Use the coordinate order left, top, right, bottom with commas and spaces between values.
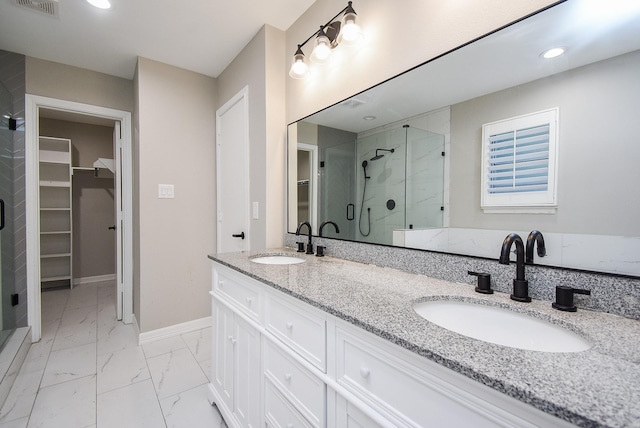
340, 98, 366, 109
13, 0, 59, 18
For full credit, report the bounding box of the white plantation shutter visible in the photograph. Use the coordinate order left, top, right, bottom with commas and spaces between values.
481, 108, 558, 212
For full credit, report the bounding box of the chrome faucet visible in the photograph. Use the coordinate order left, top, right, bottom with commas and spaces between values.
318, 220, 340, 237
525, 230, 546, 264
499, 233, 531, 302
295, 221, 314, 254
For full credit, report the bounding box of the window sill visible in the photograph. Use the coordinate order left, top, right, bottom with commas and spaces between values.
482, 206, 557, 214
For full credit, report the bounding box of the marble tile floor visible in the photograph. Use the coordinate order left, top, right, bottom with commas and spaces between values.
0, 281, 226, 428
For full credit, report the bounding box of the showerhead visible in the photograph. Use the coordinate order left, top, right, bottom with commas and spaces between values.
361, 160, 370, 179
370, 148, 395, 161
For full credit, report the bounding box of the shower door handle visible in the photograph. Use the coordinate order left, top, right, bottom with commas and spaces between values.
347, 203, 354, 221
0, 199, 4, 230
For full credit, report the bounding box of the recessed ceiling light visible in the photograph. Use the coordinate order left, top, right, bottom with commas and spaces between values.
87, 0, 111, 9
541, 47, 565, 59
363, 116, 376, 120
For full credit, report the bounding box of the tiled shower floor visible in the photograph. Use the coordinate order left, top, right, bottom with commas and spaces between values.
0, 281, 226, 428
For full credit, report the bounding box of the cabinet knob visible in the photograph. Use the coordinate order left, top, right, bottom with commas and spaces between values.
245, 297, 253, 305
360, 367, 370, 378
284, 373, 292, 382
286, 321, 294, 330
228, 336, 237, 344
219, 280, 225, 287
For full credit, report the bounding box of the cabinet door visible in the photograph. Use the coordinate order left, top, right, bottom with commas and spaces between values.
212, 298, 234, 412
336, 395, 384, 428
234, 315, 261, 428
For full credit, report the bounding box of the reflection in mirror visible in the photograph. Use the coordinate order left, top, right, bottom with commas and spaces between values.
287, 0, 640, 276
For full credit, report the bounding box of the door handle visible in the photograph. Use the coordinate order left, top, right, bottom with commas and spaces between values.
232, 232, 245, 240
347, 203, 355, 221
108, 225, 116, 230
0, 198, 5, 231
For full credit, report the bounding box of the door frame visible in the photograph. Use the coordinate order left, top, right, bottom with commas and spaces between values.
296, 143, 318, 232
25, 94, 133, 342
215, 86, 250, 253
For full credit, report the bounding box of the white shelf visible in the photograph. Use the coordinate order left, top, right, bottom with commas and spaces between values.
39, 136, 73, 289
41, 275, 72, 283
40, 253, 72, 259
39, 180, 71, 188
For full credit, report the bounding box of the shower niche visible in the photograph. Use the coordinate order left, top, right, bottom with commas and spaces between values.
293, 119, 445, 246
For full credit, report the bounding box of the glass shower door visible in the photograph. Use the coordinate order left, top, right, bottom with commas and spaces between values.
320, 140, 356, 240
405, 127, 445, 229
0, 82, 16, 350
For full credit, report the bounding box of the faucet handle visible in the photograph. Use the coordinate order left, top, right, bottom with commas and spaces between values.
468, 271, 493, 294
316, 245, 325, 257
295, 241, 305, 253
552, 286, 591, 312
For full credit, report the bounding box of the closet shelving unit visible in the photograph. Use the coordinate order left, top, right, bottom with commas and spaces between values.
39, 136, 73, 289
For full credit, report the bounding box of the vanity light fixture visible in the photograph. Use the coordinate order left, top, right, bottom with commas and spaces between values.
541, 47, 565, 59
87, 0, 111, 9
289, 1, 364, 79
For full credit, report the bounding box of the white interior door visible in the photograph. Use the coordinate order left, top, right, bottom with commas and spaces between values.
216, 87, 249, 253
113, 122, 123, 320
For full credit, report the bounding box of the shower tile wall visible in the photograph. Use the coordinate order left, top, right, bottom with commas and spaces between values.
0, 50, 27, 327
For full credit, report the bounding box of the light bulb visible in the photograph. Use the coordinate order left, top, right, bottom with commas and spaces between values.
289, 48, 309, 79
311, 34, 332, 63
340, 17, 362, 44
338, 7, 364, 46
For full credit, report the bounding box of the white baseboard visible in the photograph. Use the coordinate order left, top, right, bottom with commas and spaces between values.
138, 316, 211, 345
132, 314, 140, 344
73, 274, 116, 286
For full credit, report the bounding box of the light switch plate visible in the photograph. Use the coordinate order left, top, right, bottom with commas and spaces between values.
158, 184, 174, 199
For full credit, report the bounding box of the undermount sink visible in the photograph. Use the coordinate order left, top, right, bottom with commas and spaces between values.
413, 300, 591, 353
250, 255, 305, 265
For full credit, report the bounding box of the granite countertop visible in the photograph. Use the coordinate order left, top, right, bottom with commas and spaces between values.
208, 248, 640, 428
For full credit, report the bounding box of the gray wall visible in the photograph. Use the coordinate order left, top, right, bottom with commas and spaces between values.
39, 119, 116, 280
450, 50, 640, 236
26, 57, 133, 113
0, 50, 27, 328
135, 57, 216, 332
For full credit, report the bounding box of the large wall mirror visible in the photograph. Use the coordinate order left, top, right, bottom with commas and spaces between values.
287, 0, 640, 276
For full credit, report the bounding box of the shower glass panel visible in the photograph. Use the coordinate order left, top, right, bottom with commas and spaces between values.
405, 127, 445, 229
356, 128, 407, 245
320, 140, 356, 240
0, 82, 16, 351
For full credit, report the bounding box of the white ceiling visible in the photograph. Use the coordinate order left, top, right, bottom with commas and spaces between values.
0, 0, 316, 79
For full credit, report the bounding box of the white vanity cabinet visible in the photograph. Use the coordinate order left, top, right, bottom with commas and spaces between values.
209, 261, 574, 428
211, 268, 262, 428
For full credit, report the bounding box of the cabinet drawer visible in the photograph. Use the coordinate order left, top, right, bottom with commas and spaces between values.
265, 380, 314, 428
213, 267, 261, 321
264, 340, 325, 427
336, 328, 503, 427
266, 294, 326, 371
